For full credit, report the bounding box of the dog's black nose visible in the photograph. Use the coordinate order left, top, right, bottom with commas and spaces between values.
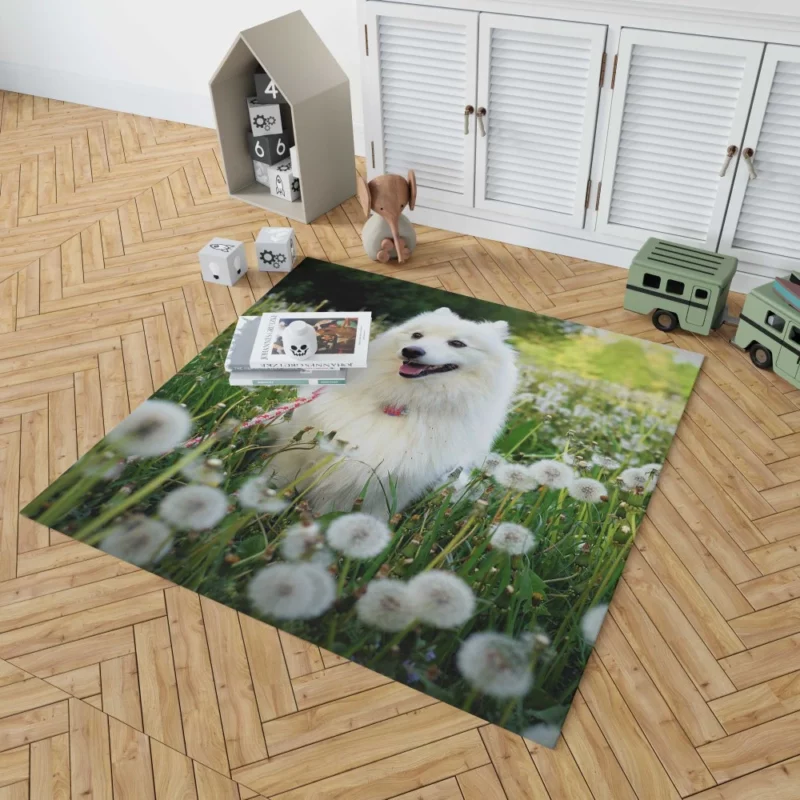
402, 346, 425, 360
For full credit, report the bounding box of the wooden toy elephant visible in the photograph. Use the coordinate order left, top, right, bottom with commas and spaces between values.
357, 171, 417, 263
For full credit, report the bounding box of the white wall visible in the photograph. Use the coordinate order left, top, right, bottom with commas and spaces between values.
0, 0, 364, 152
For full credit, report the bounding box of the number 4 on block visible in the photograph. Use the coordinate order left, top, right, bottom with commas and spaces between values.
255, 72, 287, 104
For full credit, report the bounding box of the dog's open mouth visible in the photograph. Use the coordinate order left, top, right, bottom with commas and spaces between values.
399, 361, 459, 379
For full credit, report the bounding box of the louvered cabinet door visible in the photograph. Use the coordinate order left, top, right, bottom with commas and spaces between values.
719, 45, 800, 271
364, 1, 478, 207
595, 30, 764, 248
474, 15, 607, 228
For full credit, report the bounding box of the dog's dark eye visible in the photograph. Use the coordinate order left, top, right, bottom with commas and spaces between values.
448, 340, 466, 348
411, 332, 423, 340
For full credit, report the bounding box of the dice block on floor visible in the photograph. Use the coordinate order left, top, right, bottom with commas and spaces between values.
199, 238, 246, 285
248, 129, 294, 166
255, 227, 296, 273
247, 97, 291, 136
268, 159, 300, 201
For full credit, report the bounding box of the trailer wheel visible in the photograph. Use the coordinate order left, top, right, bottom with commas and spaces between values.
750, 344, 773, 370
652, 310, 679, 332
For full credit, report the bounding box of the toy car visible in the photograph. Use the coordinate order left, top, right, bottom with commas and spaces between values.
623, 238, 800, 390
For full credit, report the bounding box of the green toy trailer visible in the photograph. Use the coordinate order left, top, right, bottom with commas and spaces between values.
733, 280, 800, 383
623, 239, 738, 335
623, 238, 800, 391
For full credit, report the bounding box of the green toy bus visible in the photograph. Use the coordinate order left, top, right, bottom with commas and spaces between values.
623, 238, 800, 390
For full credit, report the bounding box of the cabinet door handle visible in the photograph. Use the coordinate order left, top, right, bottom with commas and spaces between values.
476, 107, 487, 137
719, 144, 737, 177
464, 105, 475, 135
743, 147, 757, 180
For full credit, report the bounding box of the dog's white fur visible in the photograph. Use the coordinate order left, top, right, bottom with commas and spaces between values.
269, 307, 518, 516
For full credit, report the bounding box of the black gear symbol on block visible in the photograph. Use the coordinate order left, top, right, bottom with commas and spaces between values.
253, 114, 268, 130
291, 178, 300, 193
266, 115, 277, 130
259, 250, 287, 267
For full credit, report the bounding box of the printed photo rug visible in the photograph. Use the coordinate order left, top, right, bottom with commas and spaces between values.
23, 258, 703, 748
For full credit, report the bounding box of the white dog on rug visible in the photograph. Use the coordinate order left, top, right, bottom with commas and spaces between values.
269, 307, 518, 516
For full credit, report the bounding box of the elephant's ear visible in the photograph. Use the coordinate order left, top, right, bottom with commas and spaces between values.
356, 173, 372, 218
407, 170, 417, 210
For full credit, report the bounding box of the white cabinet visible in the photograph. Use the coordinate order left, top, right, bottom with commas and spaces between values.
719, 44, 800, 271
474, 15, 606, 228
595, 29, 764, 248
360, 0, 800, 287
363, 1, 479, 207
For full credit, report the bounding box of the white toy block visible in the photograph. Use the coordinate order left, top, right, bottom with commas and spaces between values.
199, 237, 246, 286
255, 227, 297, 273
247, 97, 291, 136
253, 160, 271, 188
282, 320, 318, 359
267, 158, 300, 201
290, 145, 301, 178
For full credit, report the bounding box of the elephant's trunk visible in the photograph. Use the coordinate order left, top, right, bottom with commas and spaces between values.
388, 217, 404, 264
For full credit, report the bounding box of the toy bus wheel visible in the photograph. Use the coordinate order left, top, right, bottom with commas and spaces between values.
749, 344, 773, 370
652, 310, 679, 332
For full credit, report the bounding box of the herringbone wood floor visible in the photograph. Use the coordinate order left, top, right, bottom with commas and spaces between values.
1, 92, 800, 800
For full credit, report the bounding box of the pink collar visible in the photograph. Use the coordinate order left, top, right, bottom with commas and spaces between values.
382, 404, 408, 417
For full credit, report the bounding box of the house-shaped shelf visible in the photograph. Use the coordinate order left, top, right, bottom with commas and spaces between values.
210, 11, 356, 223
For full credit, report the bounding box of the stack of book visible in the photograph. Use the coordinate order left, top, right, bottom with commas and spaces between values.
225, 312, 371, 386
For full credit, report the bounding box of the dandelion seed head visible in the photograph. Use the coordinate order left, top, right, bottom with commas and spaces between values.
482, 453, 505, 473
591, 454, 621, 470
568, 478, 607, 504
99, 515, 172, 566
530, 459, 574, 489
618, 467, 648, 492
108, 399, 192, 457
356, 579, 416, 632
580, 603, 609, 644
325, 513, 391, 559
158, 485, 228, 530
247, 562, 336, 620
494, 462, 538, 492
408, 570, 475, 629
522, 723, 561, 749
456, 632, 533, 698
238, 474, 289, 513
181, 459, 225, 487
280, 522, 323, 561
489, 522, 536, 555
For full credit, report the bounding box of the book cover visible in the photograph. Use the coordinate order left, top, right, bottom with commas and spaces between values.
249, 312, 371, 370
225, 317, 346, 384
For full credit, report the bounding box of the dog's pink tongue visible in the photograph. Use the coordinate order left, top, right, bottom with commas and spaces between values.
399, 362, 426, 376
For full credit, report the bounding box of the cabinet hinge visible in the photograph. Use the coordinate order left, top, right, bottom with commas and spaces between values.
364, 24, 369, 56
599, 52, 607, 86
610, 54, 618, 89
584, 178, 592, 209
595, 181, 602, 211
371, 141, 376, 169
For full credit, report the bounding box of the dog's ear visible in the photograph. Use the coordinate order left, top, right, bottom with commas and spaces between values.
432, 307, 455, 316
487, 319, 510, 339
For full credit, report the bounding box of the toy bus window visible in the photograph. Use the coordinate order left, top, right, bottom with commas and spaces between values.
666, 279, 685, 295
696, 288, 709, 300
643, 273, 661, 289
766, 311, 786, 333
790, 327, 800, 346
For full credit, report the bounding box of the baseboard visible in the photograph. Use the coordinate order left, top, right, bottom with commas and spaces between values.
0, 61, 366, 156
408, 205, 776, 295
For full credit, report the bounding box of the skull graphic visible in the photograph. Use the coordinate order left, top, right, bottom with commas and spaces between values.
281, 320, 318, 360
